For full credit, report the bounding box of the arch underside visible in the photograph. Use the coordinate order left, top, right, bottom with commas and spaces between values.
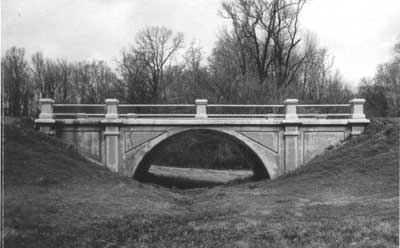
121, 127, 281, 179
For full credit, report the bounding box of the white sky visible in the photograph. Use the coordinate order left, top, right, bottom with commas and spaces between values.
2, 0, 400, 87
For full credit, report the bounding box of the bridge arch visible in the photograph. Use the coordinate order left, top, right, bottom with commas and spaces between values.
122, 127, 280, 180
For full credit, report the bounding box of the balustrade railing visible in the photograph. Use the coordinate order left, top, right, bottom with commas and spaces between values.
52, 103, 106, 118
37, 98, 366, 120
296, 104, 352, 119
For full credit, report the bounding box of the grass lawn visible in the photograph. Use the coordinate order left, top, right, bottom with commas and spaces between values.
3, 118, 399, 248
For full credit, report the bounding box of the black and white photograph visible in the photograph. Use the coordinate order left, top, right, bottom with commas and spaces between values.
1, 0, 399, 247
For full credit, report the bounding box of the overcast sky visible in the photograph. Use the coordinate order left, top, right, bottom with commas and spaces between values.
2, 0, 400, 87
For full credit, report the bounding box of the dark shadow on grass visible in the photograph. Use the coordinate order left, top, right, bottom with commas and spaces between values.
136, 170, 256, 189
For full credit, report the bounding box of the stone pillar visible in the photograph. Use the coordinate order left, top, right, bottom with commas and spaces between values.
349, 98, 368, 136
105, 99, 119, 119
104, 99, 120, 172
283, 99, 300, 172
39, 98, 55, 119
104, 125, 120, 172
349, 98, 366, 119
284, 99, 298, 120
37, 98, 55, 135
195, 99, 208, 119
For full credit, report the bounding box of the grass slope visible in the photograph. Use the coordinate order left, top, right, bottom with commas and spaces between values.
4, 118, 399, 248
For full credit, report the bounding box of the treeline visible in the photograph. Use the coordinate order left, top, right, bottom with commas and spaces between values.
2, 0, 398, 118
2, 48, 126, 116
358, 43, 400, 117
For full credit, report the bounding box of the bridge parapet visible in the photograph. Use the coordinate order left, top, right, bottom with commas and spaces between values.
35, 98, 369, 179
35, 98, 368, 121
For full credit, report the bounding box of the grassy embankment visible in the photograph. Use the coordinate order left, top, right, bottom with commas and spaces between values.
4, 118, 399, 247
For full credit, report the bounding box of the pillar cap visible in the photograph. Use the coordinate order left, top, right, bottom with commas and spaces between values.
39, 98, 55, 104
195, 99, 208, 104
349, 98, 365, 104
284, 99, 298, 104
105, 99, 119, 104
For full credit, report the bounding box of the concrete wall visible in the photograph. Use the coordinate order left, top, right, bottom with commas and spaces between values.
55, 126, 104, 163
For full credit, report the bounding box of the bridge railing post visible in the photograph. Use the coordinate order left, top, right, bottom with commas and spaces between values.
36, 98, 55, 135
284, 99, 298, 120
349, 98, 368, 136
349, 98, 366, 119
38, 98, 55, 120
195, 99, 208, 119
105, 99, 119, 119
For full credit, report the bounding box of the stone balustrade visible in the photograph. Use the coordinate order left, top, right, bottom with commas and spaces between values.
36, 98, 367, 120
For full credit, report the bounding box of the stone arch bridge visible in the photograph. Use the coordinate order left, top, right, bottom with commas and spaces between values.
35, 98, 369, 179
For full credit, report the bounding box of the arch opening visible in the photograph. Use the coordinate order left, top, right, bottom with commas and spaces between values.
132, 129, 270, 189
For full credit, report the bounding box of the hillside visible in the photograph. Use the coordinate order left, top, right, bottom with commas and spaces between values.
3, 118, 399, 248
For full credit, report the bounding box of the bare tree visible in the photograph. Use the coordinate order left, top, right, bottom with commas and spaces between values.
181, 41, 211, 100
31, 52, 45, 98
221, 0, 306, 89
358, 78, 388, 116
374, 42, 400, 116
73, 60, 119, 104
208, 32, 245, 103
122, 26, 184, 102
56, 59, 73, 103
120, 49, 152, 103
185, 40, 203, 73
31, 52, 59, 99
357, 41, 400, 117
298, 33, 334, 102
2, 47, 33, 116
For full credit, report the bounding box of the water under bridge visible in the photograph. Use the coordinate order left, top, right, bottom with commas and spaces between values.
35, 98, 369, 179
